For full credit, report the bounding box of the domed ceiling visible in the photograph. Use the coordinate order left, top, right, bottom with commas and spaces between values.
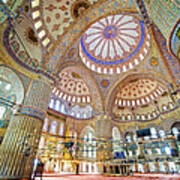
53, 68, 91, 104
79, 14, 150, 74
110, 76, 177, 122
114, 78, 166, 107
49, 67, 94, 119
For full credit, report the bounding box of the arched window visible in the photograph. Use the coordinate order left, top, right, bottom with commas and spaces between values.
150, 127, 158, 139
5, 83, 11, 91
172, 127, 179, 136
55, 100, 60, 111
49, 120, 57, 134
83, 135, 87, 157
0, 106, 6, 119
165, 146, 171, 155
159, 130, 166, 138
88, 133, 93, 158
82, 126, 96, 159
61, 104, 65, 113
171, 122, 180, 137
59, 122, 64, 136
125, 132, 133, 143
112, 127, 121, 153
43, 118, 48, 132
49, 99, 54, 108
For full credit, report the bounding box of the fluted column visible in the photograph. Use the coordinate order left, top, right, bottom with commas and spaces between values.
0, 77, 52, 179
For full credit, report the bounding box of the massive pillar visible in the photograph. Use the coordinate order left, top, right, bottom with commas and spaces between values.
0, 77, 52, 179
96, 114, 112, 162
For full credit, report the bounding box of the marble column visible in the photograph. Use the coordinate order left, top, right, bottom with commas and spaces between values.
0, 77, 52, 179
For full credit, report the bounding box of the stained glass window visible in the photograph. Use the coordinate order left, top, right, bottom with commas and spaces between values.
0, 106, 6, 119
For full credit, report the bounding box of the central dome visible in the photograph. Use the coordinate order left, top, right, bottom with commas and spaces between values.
79, 14, 150, 74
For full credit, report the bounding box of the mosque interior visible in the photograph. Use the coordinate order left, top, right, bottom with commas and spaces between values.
0, 0, 180, 179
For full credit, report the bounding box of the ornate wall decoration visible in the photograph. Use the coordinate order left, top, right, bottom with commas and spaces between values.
44, 0, 137, 72
100, 79, 110, 88
30, 0, 98, 48
153, 26, 180, 85
55, 68, 91, 104
19, 105, 46, 121
79, 14, 150, 74
169, 21, 180, 59
0, 65, 24, 143
0, 65, 24, 104
51, 65, 103, 114
25, 27, 38, 45
3, 17, 42, 71
150, 57, 159, 66
110, 74, 179, 122
49, 94, 94, 120
71, 0, 91, 19
0, 0, 24, 24
145, 0, 180, 40
114, 78, 166, 107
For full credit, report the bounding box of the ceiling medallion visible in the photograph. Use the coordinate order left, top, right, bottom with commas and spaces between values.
150, 57, 158, 66
101, 79, 110, 88
79, 14, 150, 74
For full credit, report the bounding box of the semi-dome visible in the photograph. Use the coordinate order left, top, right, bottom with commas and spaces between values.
79, 14, 150, 74
114, 78, 166, 107
53, 68, 91, 104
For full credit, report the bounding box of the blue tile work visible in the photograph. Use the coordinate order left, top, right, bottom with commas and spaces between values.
20, 106, 46, 121
153, 26, 180, 85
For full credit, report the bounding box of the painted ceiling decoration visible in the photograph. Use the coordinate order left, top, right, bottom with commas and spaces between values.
44, 0, 137, 72
169, 21, 180, 60
3, 17, 42, 71
30, 0, 98, 48
79, 14, 150, 74
0, 0, 24, 24
144, 0, 180, 41
153, 25, 180, 85
0, 66, 24, 105
53, 68, 91, 104
114, 78, 167, 107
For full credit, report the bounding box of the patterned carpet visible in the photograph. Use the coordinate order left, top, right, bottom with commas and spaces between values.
34, 174, 180, 180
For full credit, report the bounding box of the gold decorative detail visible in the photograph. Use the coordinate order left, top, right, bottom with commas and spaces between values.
150, 57, 158, 66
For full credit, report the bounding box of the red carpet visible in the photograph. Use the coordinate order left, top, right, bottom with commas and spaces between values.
34, 174, 180, 180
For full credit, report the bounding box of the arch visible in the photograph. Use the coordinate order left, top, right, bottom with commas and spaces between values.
171, 122, 180, 129
80, 125, 96, 159
122, 126, 136, 141
3, 15, 43, 72
165, 119, 180, 132
106, 72, 172, 122
80, 125, 95, 138
171, 122, 180, 136
112, 126, 121, 140
112, 126, 122, 154
49, 120, 57, 134
146, 123, 163, 130
52, 64, 103, 116
0, 65, 25, 104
